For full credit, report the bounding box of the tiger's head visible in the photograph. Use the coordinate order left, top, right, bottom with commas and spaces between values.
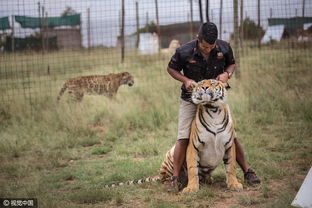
120, 72, 134, 87
191, 79, 227, 106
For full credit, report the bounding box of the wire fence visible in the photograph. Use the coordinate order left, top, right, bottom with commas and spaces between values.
0, 0, 311, 110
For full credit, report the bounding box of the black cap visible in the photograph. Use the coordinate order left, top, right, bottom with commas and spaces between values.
198, 22, 218, 44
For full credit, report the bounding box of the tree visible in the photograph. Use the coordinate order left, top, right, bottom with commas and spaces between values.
61, 6, 77, 17
237, 17, 265, 40
137, 21, 157, 34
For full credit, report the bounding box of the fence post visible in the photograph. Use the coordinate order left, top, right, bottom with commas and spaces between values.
233, 0, 240, 78
136, 1, 140, 49
87, 8, 91, 49
206, 0, 209, 22
189, 0, 194, 39
198, 0, 203, 23
257, 0, 261, 49
121, 0, 125, 63
219, 0, 223, 39
240, 0, 244, 51
11, 15, 14, 52
155, 0, 161, 51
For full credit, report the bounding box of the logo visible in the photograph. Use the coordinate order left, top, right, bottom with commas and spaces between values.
217, 52, 223, 59
3, 200, 10, 206
188, 60, 197, 63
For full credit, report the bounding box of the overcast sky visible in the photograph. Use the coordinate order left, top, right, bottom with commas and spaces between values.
1, 0, 311, 46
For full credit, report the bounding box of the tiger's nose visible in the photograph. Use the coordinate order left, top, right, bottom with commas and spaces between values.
202, 86, 209, 91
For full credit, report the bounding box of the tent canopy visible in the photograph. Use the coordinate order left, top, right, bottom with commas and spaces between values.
15, 14, 80, 29
0, 17, 11, 30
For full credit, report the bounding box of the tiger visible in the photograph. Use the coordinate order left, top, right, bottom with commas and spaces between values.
57, 72, 134, 101
179, 79, 242, 192
104, 79, 242, 193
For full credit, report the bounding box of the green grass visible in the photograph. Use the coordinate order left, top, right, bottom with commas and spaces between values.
0, 43, 311, 207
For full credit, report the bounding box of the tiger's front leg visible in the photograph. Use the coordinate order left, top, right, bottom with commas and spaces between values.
182, 134, 200, 193
224, 141, 243, 191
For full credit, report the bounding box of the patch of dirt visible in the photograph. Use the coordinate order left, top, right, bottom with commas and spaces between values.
211, 185, 262, 208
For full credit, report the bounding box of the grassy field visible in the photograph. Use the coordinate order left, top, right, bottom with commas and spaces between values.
0, 44, 311, 208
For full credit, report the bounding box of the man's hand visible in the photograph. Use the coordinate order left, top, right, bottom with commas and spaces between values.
184, 79, 196, 92
216, 72, 229, 83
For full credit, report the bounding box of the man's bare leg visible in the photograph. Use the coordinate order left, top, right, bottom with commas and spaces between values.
234, 138, 261, 184
234, 138, 249, 172
173, 139, 189, 177
167, 139, 189, 192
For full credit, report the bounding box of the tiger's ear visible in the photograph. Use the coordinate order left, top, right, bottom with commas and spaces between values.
190, 81, 198, 90
217, 81, 229, 89
121, 72, 129, 77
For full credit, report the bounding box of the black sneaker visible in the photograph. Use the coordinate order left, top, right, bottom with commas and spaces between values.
244, 168, 261, 185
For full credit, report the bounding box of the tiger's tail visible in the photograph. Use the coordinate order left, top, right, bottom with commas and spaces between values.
57, 82, 68, 101
104, 175, 161, 188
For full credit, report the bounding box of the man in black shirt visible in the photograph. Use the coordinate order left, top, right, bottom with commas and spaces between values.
167, 22, 260, 191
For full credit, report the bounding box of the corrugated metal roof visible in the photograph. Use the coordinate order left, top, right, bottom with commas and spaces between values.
268, 17, 312, 35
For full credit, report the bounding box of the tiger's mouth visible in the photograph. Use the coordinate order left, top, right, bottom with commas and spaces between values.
128, 81, 134, 87
192, 90, 225, 106
192, 91, 214, 103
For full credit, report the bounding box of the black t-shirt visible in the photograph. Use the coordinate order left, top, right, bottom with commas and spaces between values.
168, 39, 235, 101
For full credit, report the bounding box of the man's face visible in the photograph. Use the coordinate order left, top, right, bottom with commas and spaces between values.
198, 39, 216, 56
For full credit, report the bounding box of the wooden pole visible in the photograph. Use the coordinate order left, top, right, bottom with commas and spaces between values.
302, 0, 305, 17
11, 15, 14, 52
257, 0, 261, 48
199, 0, 203, 23
87, 8, 91, 49
190, 0, 194, 39
121, 0, 125, 63
206, 0, 209, 22
233, 0, 240, 78
240, 0, 244, 49
146, 12, 149, 25
38, 2, 41, 33
135, 1, 140, 49
45, 11, 48, 52
42, 6, 45, 52
219, 0, 223, 39
155, 0, 161, 51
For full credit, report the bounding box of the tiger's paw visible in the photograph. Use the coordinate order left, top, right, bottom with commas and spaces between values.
227, 182, 243, 191
182, 185, 199, 193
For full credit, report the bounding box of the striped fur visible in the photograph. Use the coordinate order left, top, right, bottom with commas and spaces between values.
103, 79, 242, 192
182, 79, 243, 192
57, 72, 134, 101
104, 176, 161, 188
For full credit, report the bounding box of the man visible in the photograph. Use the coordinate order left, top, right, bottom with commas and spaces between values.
167, 22, 260, 191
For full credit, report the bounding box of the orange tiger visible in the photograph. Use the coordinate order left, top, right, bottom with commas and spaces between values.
104, 79, 242, 193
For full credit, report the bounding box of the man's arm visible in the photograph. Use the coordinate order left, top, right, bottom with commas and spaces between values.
167, 67, 195, 91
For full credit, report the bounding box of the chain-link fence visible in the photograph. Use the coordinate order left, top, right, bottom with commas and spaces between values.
0, 0, 311, 110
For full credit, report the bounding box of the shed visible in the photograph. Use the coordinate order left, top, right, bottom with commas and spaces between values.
261, 25, 285, 44
268, 17, 312, 36
13, 14, 82, 50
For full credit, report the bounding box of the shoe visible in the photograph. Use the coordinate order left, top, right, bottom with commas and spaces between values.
244, 168, 261, 185
167, 176, 180, 193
